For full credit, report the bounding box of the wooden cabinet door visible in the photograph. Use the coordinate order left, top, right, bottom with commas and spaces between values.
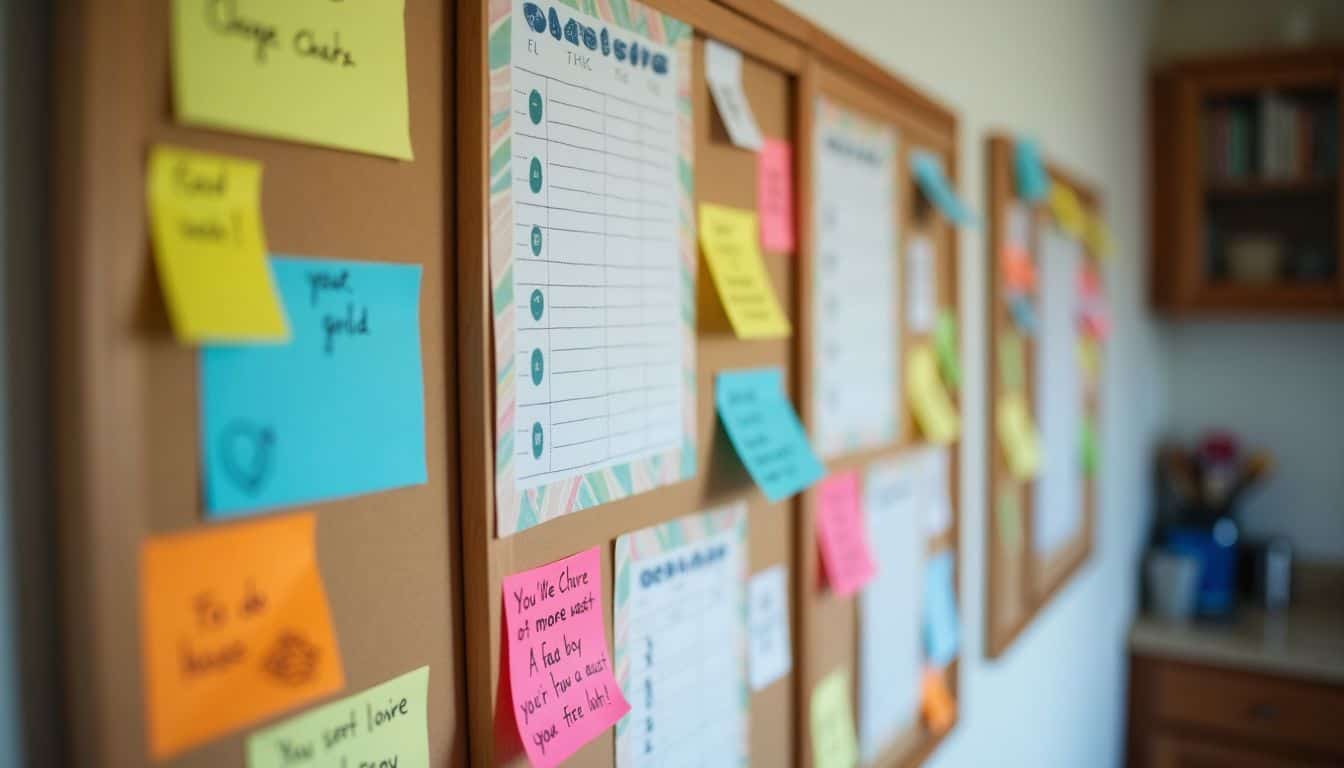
1150, 732, 1333, 768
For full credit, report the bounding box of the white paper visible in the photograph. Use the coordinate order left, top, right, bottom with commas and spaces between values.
812, 99, 899, 457
747, 564, 792, 691
705, 40, 763, 151
906, 235, 936, 333
510, 0, 685, 495
1006, 201, 1032, 251
618, 522, 745, 767
859, 454, 925, 761
1034, 226, 1083, 555
920, 446, 953, 538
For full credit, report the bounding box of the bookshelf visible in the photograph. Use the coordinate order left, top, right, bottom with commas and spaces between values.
1151, 48, 1344, 314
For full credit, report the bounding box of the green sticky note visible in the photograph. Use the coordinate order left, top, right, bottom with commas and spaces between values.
998, 330, 1025, 393
996, 481, 1022, 549
1082, 420, 1099, 476
934, 309, 961, 389
246, 666, 429, 768
811, 669, 858, 768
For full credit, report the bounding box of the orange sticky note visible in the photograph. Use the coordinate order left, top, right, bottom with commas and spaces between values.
758, 137, 795, 253
1000, 245, 1037, 292
140, 513, 343, 760
815, 471, 877, 597
920, 667, 956, 734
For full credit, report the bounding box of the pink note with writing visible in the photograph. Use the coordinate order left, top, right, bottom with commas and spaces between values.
815, 471, 877, 597
757, 137, 796, 253
503, 546, 629, 768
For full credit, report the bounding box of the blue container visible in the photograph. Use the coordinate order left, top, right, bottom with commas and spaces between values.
1164, 523, 1239, 617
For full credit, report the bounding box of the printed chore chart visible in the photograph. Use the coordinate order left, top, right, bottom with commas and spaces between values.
811, 99, 900, 458
492, 0, 695, 535
614, 504, 748, 768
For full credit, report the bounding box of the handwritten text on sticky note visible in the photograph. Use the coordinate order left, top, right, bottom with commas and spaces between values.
246, 666, 429, 768
996, 392, 1041, 480
911, 150, 975, 227
716, 367, 824, 502
699, 203, 792, 339
140, 513, 344, 760
906, 344, 960, 444
758, 138, 796, 252
815, 471, 877, 597
503, 547, 628, 768
811, 669, 859, 768
172, 0, 412, 158
201, 257, 427, 517
147, 145, 288, 343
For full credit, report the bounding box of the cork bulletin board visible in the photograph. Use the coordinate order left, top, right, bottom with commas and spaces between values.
985, 134, 1102, 659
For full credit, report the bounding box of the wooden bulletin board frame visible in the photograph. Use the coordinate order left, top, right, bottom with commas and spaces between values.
459, 1, 963, 767
984, 134, 1100, 660
795, 58, 962, 768
51, 2, 465, 767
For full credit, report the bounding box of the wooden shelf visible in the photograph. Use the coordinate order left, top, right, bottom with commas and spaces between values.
1205, 176, 1336, 198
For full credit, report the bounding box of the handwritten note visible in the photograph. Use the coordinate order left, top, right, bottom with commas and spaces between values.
201, 257, 426, 516
920, 667, 956, 734
503, 547, 628, 768
996, 391, 1042, 480
934, 309, 960, 391
1008, 293, 1038, 335
1000, 245, 1038, 293
1085, 212, 1112, 257
704, 40, 763, 151
922, 551, 960, 668
246, 666, 428, 768
906, 235, 937, 333
811, 670, 859, 768
1049, 182, 1086, 238
147, 146, 287, 343
140, 513, 344, 760
699, 203, 791, 339
748, 565, 793, 691
910, 150, 975, 227
614, 505, 746, 767
1013, 139, 1049, 202
758, 138, 796, 252
998, 330, 1026, 392
715, 368, 824, 502
171, 0, 411, 158
815, 472, 877, 597
906, 344, 960, 444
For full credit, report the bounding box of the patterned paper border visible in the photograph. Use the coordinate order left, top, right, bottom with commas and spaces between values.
487, 0, 697, 535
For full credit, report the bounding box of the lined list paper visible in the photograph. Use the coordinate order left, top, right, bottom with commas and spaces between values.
510, 0, 685, 495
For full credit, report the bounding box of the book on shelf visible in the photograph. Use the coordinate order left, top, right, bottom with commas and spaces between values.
1203, 93, 1337, 184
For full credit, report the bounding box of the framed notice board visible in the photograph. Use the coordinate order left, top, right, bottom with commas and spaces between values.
52, 1, 464, 766
985, 134, 1104, 659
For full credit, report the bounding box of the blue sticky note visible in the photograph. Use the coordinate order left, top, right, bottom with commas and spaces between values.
201, 256, 427, 516
911, 150, 977, 227
715, 367, 824, 503
1008, 293, 1038, 336
922, 551, 960, 667
1014, 139, 1050, 202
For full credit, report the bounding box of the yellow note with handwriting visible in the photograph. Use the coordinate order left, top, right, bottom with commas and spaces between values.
172, 0, 412, 159
1085, 213, 1112, 258
699, 203, 792, 339
1049, 182, 1086, 238
147, 146, 288, 343
996, 391, 1042, 479
810, 669, 859, 768
907, 344, 960, 444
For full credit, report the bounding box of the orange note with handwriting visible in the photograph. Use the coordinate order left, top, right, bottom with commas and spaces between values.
140, 513, 343, 760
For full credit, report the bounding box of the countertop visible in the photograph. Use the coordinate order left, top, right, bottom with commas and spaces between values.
1130, 573, 1344, 685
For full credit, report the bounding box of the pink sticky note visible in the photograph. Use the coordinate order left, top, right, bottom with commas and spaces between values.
757, 137, 796, 253
815, 471, 877, 597
502, 547, 630, 768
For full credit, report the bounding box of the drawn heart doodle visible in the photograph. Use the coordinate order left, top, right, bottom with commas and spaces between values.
219, 421, 275, 496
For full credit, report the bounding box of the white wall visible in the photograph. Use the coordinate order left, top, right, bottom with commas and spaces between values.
1153, 0, 1344, 563
775, 1, 1162, 766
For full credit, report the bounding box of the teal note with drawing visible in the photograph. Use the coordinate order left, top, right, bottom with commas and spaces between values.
715, 367, 824, 503
201, 256, 426, 516
911, 150, 977, 227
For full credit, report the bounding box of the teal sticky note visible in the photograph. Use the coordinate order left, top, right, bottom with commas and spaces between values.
911, 150, 976, 227
201, 256, 426, 516
1014, 139, 1049, 202
1008, 293, 1038, 336
922, 551, 960, 667
715, 367, 824, 503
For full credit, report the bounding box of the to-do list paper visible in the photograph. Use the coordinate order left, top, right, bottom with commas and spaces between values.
494, 0, 694, 535
614, 503, 747, 767
811, 99, 899, 458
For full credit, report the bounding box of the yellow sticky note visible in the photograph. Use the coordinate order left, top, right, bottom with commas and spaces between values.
140, 513, 344, 760
147, 146, 288, 343
996, 392, 1041, 479
811, 669, 858, 768
1085, 213, 1112, 258
1077, 336, 1100, 385
998, 330, 1026, 393
699, 203, 792, 339
907, 344, 960, 444
1049, 182, 1086, 238
172, 0, 412, 159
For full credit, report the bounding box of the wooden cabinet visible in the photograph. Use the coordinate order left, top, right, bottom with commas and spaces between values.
1150, 48, 1344, 315
1128, 656, 1344, 767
